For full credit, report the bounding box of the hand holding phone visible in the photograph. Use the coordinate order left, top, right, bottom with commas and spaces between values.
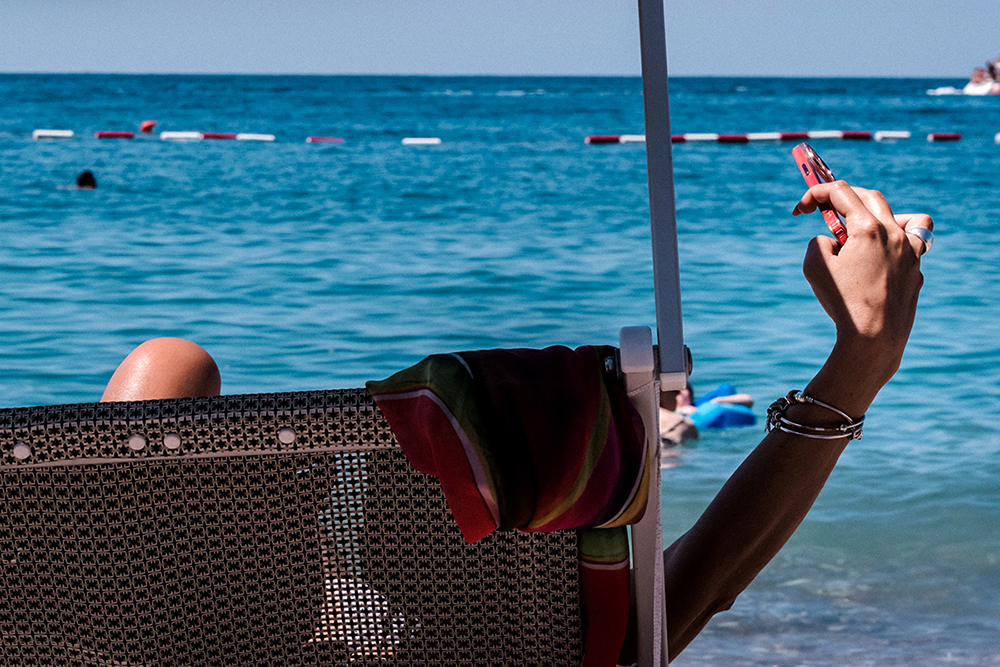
792, 142, 848, 244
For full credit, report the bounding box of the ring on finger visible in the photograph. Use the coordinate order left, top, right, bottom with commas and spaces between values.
905, 227, 933, 255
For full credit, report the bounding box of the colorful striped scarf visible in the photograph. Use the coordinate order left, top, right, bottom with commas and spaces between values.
366, 345, 648, 666
366, 345, 649, 541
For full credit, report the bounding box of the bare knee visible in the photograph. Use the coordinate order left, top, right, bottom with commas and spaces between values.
101, 337, 221, 402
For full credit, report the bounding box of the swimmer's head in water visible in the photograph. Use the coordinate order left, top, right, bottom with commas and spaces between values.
77, 171, 97, 189
678, 382, 694, 408
661, 381, 694, 411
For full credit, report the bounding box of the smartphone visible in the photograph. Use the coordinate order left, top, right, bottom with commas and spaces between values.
792, 142, 848, 244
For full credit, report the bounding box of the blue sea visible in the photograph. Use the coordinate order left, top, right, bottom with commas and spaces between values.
2, 74, 999, 664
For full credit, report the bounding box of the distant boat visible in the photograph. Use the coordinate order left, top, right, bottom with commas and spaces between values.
926, 55, 1000, 96
962, 55, 1000, 95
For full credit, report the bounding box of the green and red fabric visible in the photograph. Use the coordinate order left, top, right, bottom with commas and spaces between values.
366, 345, 648, 666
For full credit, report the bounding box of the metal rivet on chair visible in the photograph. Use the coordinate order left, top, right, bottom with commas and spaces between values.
12, 442, 32, 460
128, 434, 147, 451
278, 427, 296, 444
163, 433, 181, 450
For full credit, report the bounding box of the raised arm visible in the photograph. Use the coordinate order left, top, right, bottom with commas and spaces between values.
662, 181, 931, 659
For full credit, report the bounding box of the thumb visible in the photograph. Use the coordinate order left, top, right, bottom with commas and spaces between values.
802, 235, 839, 287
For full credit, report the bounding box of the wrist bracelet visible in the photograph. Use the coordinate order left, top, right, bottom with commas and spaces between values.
766, 390, 864, 441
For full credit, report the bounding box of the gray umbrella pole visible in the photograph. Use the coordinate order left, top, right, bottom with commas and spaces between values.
639, 0, 688, 393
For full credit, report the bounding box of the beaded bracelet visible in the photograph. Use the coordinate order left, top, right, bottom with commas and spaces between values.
766, 390, 864, 440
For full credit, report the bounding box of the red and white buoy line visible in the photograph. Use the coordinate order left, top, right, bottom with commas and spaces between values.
29, 129, 448, 145
30, 129, 279, 142
585, 130, 965, 144
25, 122, 971, 145
29, 121, 433, 146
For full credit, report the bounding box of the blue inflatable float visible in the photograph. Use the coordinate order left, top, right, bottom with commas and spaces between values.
688, 383, 757, 430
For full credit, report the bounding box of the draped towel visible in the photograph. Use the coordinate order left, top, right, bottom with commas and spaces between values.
366, 345, 649, 542
366, 345, 649, 667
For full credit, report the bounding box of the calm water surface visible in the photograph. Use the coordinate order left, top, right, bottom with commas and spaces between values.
1, 75, 998, 664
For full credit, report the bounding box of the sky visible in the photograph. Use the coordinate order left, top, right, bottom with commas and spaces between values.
2, 0, 998, 78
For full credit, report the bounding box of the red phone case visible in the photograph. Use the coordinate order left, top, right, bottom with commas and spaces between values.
792, 143, 848, 244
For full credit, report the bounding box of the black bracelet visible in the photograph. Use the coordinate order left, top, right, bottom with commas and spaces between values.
766, 390, 864, 441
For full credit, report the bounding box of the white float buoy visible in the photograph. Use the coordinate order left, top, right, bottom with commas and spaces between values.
874, 130, 912, 142
32, 129, 74, 140
681, 133, 721, 142
160, 131, 204, 141
806, 130, 844, 140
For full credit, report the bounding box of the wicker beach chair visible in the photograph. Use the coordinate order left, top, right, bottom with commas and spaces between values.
0, 328, 666, 667
1, 3, 682, 665
5, 387, 587, 667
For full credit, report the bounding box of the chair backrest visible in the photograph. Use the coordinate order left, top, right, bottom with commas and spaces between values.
1, 389, 584, 666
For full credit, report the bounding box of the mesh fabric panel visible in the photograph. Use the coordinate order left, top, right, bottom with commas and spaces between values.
1, 390, 583, 666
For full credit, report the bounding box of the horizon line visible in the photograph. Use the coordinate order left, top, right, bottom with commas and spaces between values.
0, 71, 969, 80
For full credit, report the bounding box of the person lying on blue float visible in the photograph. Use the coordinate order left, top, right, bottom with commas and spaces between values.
659, 382, 756, 445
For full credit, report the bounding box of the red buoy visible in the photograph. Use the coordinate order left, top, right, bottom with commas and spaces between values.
140, 120, 157, 134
